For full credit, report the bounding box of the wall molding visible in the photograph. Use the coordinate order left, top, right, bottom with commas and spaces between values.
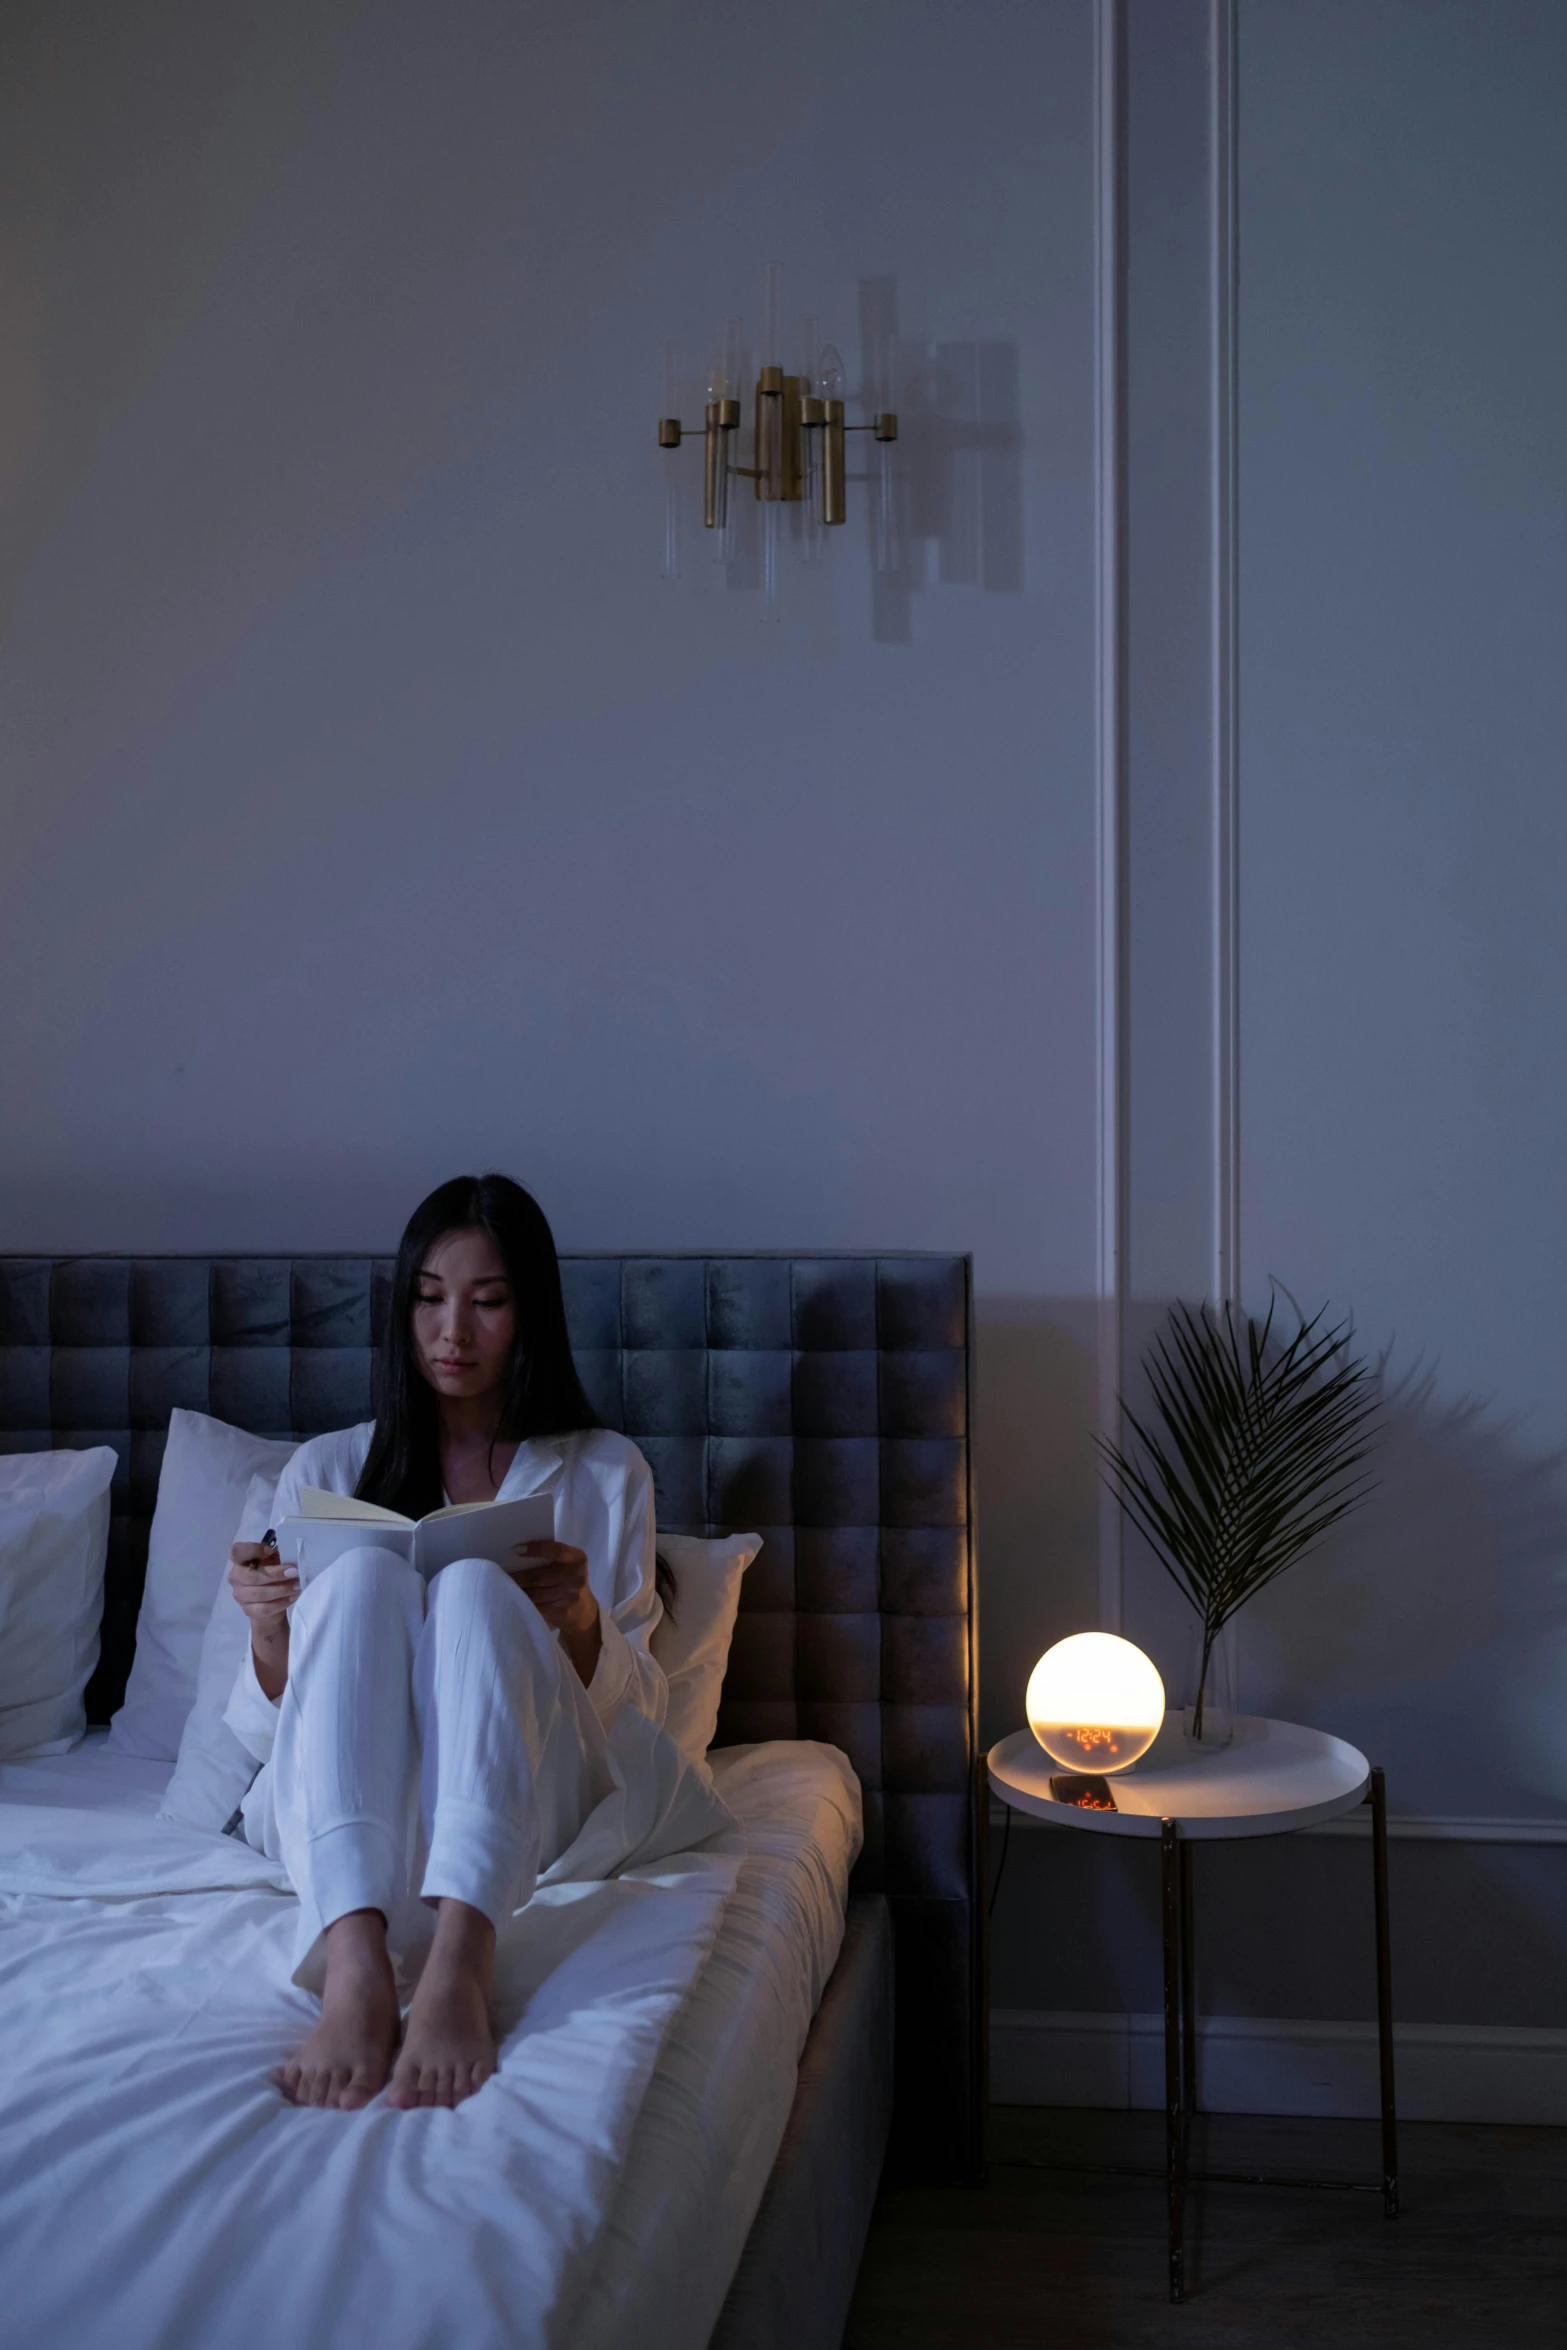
1210, 0, 1241, 1308
991, 1799, 1567, 1846
992, 2006, 1567, 2125
1093, 0, 1129, 1633
1306, 1811, 1567, 1846
1094, 0, 1241, 1630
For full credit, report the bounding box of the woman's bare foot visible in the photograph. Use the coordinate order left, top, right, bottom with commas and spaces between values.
386, 1899, 497, 2110
280, 1909, 400, 2112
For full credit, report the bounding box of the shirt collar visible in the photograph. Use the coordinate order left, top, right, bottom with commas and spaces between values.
496, 1435, 567, 1501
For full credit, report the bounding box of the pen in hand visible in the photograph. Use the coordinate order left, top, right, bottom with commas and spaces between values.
258, 1532, 297, 1586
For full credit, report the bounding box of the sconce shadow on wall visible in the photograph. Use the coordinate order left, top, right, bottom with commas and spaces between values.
859, 275, 1022, 646
658, 271, 1021, 646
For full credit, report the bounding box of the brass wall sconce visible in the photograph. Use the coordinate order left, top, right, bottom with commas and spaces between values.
658, 360, 896, 531
656, 267, 896, 608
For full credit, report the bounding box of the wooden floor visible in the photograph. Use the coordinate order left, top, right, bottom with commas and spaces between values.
845, 2106, 1567, 2349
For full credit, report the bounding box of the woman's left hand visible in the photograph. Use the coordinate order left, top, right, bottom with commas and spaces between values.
509, 1541, 596, 1639
509, 1541, 602, 1688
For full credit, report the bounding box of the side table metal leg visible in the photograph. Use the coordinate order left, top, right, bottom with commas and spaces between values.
1161, 1820, 1186, 2301
1179, 1837, 1197, 2116
1368, 1767, 1399, 2217
973, 1750, 990, 2188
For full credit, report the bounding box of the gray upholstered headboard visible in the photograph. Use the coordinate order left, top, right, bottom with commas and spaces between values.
0, 1251, 980, 2180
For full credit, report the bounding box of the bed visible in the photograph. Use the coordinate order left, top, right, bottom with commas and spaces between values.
0, 1251, 981, 2349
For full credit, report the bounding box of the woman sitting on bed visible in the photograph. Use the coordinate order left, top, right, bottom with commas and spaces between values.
225, 1172, 669, 2116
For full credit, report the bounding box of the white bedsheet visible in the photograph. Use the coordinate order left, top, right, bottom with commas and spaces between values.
576, 1741, 863, 2350
0, 1731, 170, 1813
0, 1733, 861, 2350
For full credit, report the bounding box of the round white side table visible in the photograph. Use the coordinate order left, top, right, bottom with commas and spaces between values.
987, 1714, 1398, 2303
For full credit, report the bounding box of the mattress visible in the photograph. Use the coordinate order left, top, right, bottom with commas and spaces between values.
0, 1730, 860, 2349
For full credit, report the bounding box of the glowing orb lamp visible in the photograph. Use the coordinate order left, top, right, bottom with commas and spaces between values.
1026, 1633, 1166, 1773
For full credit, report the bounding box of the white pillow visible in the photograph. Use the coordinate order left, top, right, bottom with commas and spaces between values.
650, 1531, 761, 1763
109, 1410, 297, 1762
0, 1447, 118, 1759
159, 1472, 277, 1831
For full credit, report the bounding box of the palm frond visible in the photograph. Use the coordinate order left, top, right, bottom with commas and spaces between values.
1096, 1292, 1381, 1636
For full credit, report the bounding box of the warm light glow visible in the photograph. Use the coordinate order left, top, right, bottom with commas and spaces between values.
1026, 1633, 1166, 1773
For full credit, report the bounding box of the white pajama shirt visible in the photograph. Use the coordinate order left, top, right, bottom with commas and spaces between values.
223, 1422, 671, 1987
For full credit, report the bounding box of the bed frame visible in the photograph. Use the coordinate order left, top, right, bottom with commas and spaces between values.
0, 1250, 983, 2342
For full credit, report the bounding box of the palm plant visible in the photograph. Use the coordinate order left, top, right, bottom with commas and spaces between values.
1098, 1295, 1381, 1738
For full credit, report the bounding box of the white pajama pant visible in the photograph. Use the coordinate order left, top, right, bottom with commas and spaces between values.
242, 1547, 613, 1989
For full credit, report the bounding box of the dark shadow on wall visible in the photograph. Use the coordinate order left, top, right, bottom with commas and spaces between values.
1106, 1303, 1567, 1815
991, 1810, 1567, 2035
1238, 1353, 1567, 1808
972, 1296, 1099, 1747
857, 277, 1022, 646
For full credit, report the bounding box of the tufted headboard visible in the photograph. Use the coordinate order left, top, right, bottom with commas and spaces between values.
0, 1251, 980, 2180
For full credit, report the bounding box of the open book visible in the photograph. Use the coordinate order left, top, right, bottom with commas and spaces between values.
280, 1486, 556, 1586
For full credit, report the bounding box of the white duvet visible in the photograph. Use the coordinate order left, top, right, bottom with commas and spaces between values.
0, 1795, 739, 2349
0, 1740, 860, 2350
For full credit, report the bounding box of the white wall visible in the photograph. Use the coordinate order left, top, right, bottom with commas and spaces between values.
0, 0, 1104, 1732
1237, 0, 1567, 1831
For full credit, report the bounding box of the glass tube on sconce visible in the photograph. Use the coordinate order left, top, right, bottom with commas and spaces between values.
757, 268, 784, 616
704, 325, 742, 550
761, 505, 780, 616
754, 277, 787, 507
723, 317, 745, 567
859, 325, 900, 574
662, 341, 681, 582
798, 314, 823, 559
816, 344, 847, 527
873, 425, 900, 576
759, 346, 781, 612
704, 342, 729, 538
760, 263, 782, 369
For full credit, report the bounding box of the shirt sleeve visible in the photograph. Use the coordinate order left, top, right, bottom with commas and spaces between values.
585, 1448, 668, 1732
223, 1640, 282, 1764
216, 1437, 320, 1765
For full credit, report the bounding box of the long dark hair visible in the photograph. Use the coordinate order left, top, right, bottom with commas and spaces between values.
356, 1173, 602, 1520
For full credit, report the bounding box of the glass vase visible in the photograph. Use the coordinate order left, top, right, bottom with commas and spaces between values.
1181, 1618, 1236, 1753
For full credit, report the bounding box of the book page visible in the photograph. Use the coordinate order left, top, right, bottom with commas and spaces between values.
295, 1486, 414, 1528
412, 1494, 555, 1580
423, 1497, 519, 1521
282, 1515, 416, 1584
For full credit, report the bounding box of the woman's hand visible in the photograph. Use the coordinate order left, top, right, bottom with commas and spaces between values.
509, 1541, 601, 1686
228, 1541, 298, 1700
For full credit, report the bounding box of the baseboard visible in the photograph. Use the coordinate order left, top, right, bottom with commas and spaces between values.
991, 2007, 1567, 2126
